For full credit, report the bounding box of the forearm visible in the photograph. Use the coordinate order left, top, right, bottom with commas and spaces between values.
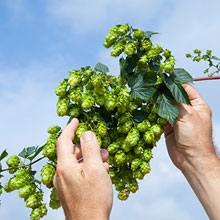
181, 148, 220, 220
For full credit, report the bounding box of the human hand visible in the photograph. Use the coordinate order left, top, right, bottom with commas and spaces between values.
53, 118, 113, 220
165, 83, 217, 172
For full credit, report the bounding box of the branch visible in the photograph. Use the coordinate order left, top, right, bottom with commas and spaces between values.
193, 76, 220, 81
0, 156, 46, 173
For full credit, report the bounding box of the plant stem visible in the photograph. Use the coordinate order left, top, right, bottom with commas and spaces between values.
0, 156, 46, 173
193, 76, 220, 81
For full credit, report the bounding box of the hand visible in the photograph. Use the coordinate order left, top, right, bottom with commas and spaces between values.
165, 84, 220, 220
53, 118, 113, 220
165, 83, 216, 171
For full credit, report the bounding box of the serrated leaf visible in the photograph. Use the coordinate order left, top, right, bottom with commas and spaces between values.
119, 57, 129, 81
144, 31, 159, 39
94, 62, 109, 73
149, 60, 160, 72
28, 145, 44, 161
126, 55, 139, 73
133, 110, 148, 123
162, 73, 191, 105
211, 56, 220, 61
143, 71, 157, 85
0, 149, 8, 161
173, 68, 193, 84
18, 146, 37, 159
129, 72, 156, 100
153, 90, 179, 125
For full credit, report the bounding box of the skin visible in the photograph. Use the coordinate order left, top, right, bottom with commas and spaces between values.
165, 83, 220, 220
54, 83, 220, 220
53, 119, 113, 220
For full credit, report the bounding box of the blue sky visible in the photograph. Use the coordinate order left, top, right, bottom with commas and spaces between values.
0, 0, 220, 219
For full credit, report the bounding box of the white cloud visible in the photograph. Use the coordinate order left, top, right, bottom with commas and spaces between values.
46, 0, 175, 34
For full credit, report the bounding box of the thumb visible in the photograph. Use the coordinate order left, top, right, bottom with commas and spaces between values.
80, 131, 103, 166
182, 83, 206, 106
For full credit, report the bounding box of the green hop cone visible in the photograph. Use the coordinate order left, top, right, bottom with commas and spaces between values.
43, 142, 56, 161
107, 142, 119, 154
108, 167, 117, 178
6, 155, 20, 174
118, 112, 132, 124
47, 134, 57, 144
147, 44, 163, 59
49, 188, 61, 210
56, 97, 69, 116
4, 179, 16, 193
129, 179, 139, 193
68, 70, 81, 88
114, 150, 126, 164
142, 39, 152, 51
147, 112, 158, 122
40, 203, 48, 218
164, 56, 175, 74
96, 121, 107, 138
55, 80, 68, 97
104, 93, 117, 111
144, 130, 155, 145
138, 55, 149, 68
69, 86, 83, 104
124, 42, 137, 56
104, 30, 119, 48
118, 189, 130, 201
47, 125, 61, 134
117, 24, 130, 36
131, 158, 141, 170
186, 53, 192, 58
41, 164, 56, 188
19, 184, 36, 199
26, 193, 42, 209
137, 119, 151, 132
10, 175, 32, 190
133, 30, 145, 40
125, 128, 139, 147
157, 117, 167, 126
68, 104, 81, 117
125, 152, 135, 163
30, 207, 41, 220
76, 123, 88, 139
94, 93, 105, 106
133, 143, 143, 155
115, 180, 125, 191
81, 91, 95, 110
142, 149, 152, 162
134, 169, 144, 180
151, 124, 164, 141
163, 49, 171, 59
117, 120, 133, 134
111, 42, 125, 57
140, 161, 151, 175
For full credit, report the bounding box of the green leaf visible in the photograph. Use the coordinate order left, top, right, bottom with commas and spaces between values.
125, 35, 134, 43
66, 116, 73, 125
153, 90, 179, 125
29, 170, 37, 176
162, 73, 191, 105
149, 60, 160, 72
119, 57, 129, 81
28, 145, 44, 161
94, 62, 109, 73
126, 55, 139, 73
143, 71, 157, 85
129, 72, 155, 100
173, 68, 193, 84
18, 146, 37, 159
0, 149, 8, 161
144, 31, 159, 39
211, 56, 220, 61
133, 110, 148, 123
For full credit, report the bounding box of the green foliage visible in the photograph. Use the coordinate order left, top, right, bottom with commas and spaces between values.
186, 49, 220, 76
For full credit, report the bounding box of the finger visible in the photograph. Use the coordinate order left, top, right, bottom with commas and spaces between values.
100, 149, 109, 162
182, 83, 206, 106
56, 118, 79, 162
103, 162, 109, 172
80, 131, 103, 167
164, 123, 174, 138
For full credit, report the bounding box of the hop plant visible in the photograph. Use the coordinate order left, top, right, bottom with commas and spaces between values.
0, 23, 196, 218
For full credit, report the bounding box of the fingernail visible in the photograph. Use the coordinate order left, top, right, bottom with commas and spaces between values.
81, 131, 94, 143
